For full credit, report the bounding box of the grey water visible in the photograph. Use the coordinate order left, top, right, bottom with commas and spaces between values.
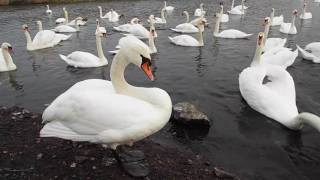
0, 0, 320, 179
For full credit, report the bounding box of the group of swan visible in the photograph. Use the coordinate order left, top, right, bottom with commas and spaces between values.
55, 7, 87, 26
239, 33, 320, 132
194, 3, 206, 17
59, 20, 108, 68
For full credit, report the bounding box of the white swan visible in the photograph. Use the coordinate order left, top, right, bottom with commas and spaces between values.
168, 19, 205, 47
228, 0, 245, 15
40, 35, 172, 152
280, 10, 298, 34
53, 17, 81, 33
194, 3, 206, 17
68, 17, 87, 26
125, 23, 150, 39
299, 2, 312, 20
113, 18, 140, 32
233, 0, 248, 10
46, 5, 52, 15
154, 8, 166, 24
164, 1, 174, 12
296, 43, 320, 63
59, 21, 108, 68
270, 8, 284, 26
213, 13, 252, 38
0, 43, 16, 72
240, 33, 320, 132
36, 21, 72, 41
22, 24, 63, 51
171, 11, 198, 33
55, 7, 67, 24
190, 15, 208, 27
250, 32, 297, 69
218, 3, 229, 23
262, 17, 287, 52
98, 6, 120, 22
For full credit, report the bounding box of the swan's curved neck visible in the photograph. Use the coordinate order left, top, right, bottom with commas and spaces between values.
290, 14, 296, 30
231, 0, 235, 9
64, 10, 69, 24
38, 22, 43, 32
98, 7, 103, 18
302, 5, 306, 15
47, 5, 50, 10
185, 12, 189, 23
252, 43, 263, 65
270, 11, 274, 24
75, 19, 80, 31
197, 26, 204, 46
164, 1, 167, 8
241, 0, 244, 11
214, 16, 221, 36
297, 112, 320, 132
263, 23, 270, 45
96, 35, 106, 62
220, 6, 224, 14
161, 9, 166, 22
149, 31, 157, 53
1, 48, 14, 67
24, 31, 34, 50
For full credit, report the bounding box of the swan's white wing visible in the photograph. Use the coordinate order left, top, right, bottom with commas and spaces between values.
33, 30, 60, 47
59, 51, 101, 68
53, 25, 76, 33
262, 48, 298, 68
55, 33, 72, 41
129, 24, 149, 39
305, 42, 320, 57
296, 45, 320, 63
221, 14, 229, 23
41, 79, 158, 144
168, 35, 199, 46
56, 18, 66, 24
113, 24, 132, 32
171, 23, 199, 33
271, 15, 283, 26
264, 38, 286, 52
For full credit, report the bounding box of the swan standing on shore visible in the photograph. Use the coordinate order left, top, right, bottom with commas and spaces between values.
59, 20, 108, 68
36, 21, 72, 41
168, 19, 205, 47
296, 43, 320, 63
240, 33, 320, 132
194, 3, 206, 17
0, 43, 16, 72
299, 2, 312, 20
171, 11, 198, 33
40, 36, 172, 177
46, 5, 52, 15
22, 24, 62, 51
280, 10, 298, 34
270, 8, 284, 26
213, 10, 252, 39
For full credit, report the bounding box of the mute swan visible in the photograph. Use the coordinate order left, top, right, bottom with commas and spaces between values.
55, 7, 67, 24
299, 2, 312, 20
164, 1, 174, 12
190, 15, 208, 27
46, 5, 52, 15
40, 35, 172, 177
0, 43, 16, 72
233, 0, 248, 10
262, 17, 287, 52
153, 8, 166, 24
36, 21, 72, 41
53, 17, 81, 33
218, 3, 229, 23
22, 24, 63, 51
280, 10, 298, 34
113, 18, 140, 32
59, 21, 108, 68
98, 6, 121, 22
56, 7, 87, 26
171, 11, 198, 33
194, 3, 206, 17
240, 33, 320, 132
250, 32, 297, 69
125, 23, 150, 39
168, 19, 205, 47
270, 8, 284, 26
296, 43, 320, 63
213, 13, 252, 38
228, 0, 245, 15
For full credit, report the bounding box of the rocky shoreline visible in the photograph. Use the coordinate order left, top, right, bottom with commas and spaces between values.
0, 106, 238, 179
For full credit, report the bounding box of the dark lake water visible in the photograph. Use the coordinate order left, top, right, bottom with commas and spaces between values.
1, 0, 320, 179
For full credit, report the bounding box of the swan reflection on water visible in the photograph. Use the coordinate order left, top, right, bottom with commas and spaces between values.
0, 70, 23, 91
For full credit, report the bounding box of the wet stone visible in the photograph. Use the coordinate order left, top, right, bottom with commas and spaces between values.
172, 102, 210, 126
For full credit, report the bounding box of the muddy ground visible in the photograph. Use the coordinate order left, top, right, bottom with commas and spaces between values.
0, 106, 237, 180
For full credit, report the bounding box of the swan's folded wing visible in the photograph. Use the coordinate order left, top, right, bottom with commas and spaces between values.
33, 30, 57, 47
61, 51, 100, 68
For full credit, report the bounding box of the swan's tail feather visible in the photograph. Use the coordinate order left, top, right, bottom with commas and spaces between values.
40, 121, 93, 141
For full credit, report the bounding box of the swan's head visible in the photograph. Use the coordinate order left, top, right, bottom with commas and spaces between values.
219, 2, 223, 8
63, 7, 66, 11
36, 21, 42, 25
257, 32, 264, 47
197, 19, 206, 32
200, 3, 204, 7
1, 43, 13, 54
182, 11, 188, 16
22, 24, 29, 32
293, 9, 298, 16
263, 17, 271, 26
130, 17, 140, 24
118, 36, 154, 81
271, 8, 275, 13
98, 6, 101, 9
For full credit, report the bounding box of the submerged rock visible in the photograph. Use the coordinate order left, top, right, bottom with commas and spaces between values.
172, 102, 210, 126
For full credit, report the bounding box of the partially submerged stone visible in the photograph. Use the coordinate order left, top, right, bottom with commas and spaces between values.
172, 102, 210, 126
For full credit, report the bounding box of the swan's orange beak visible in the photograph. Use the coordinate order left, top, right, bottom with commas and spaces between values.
141, 62, 154, 81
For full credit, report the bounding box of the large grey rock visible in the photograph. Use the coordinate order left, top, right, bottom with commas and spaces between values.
172, 102, 210, 126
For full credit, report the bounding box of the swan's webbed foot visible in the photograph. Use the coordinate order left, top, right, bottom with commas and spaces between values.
112, 146, 149, 177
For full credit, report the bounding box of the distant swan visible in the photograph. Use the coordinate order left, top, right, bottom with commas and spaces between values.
46, 5, 52, 15
0, 43, 16, 72
270, 8, 284, 26
296, 43, 320, 63
280, 10, 298, 34
171, 11, 198, 33
299, 2, 312, 20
